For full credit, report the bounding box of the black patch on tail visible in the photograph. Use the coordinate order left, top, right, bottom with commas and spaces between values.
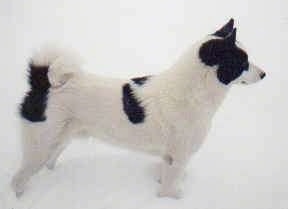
122, 83, 145, 124
131, 76, 150, 86
20, 64, 51, 122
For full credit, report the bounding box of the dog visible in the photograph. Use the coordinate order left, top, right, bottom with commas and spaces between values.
11, 19, 266, 199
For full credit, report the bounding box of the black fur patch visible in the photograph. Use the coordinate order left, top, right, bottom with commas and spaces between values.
213, 18, 234, 38
122, 83, 145, 124
20, 64, 51, 122
131, 76, 150, 86
199, 37, 248, 85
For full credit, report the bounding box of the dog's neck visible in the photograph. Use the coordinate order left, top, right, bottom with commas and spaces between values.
159, 45, 231, 115
137, 43, 231, 117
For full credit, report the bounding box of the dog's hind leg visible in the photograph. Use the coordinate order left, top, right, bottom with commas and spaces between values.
46, 119, 77, 170
46, 140, 70, 170
11, 120, 66, 197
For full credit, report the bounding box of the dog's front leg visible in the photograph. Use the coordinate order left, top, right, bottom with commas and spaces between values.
158, 126, 208, 199
158, 154, 188, 199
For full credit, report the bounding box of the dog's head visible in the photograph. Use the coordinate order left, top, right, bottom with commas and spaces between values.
198, 19, 266, 85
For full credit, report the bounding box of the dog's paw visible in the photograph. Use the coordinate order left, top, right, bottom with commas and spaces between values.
15, 190, 24, 198
46, 162, 56, 170
46, 157, 58, 170
157, 187, 183, 199
11, 177, 25, 198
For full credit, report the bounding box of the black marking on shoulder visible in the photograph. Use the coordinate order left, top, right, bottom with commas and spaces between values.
199, 34, 248, 85
122, 83, 145, 124
131, 75, 150, 86
20, 64, 51, 122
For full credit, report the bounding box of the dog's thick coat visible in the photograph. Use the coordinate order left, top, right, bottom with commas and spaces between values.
12, 19, 265, 198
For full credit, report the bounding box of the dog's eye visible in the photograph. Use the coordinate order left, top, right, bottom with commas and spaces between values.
242, 62, 249, 71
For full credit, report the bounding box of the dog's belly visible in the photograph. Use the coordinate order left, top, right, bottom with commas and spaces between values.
76, 122, 166, 155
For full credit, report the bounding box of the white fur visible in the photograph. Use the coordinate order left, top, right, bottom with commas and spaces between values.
11, 36, 265, 198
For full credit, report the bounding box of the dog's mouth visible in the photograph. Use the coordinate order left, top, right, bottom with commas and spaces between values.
241, 81, 248, 84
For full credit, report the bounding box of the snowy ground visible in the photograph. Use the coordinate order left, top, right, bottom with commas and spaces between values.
1, 0, 288, 208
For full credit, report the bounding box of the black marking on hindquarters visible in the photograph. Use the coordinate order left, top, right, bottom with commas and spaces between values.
122, 83, 145, 124
20, 64, 51, 122
131, 75, 150, 86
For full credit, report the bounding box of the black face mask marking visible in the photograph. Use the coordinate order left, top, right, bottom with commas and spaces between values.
20, 64, 51, 122
131, 75, 150, 86
199, 29, 249, 85
122, 83, 145, 124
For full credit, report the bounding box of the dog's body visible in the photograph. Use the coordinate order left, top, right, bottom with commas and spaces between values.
12, 19, 266, 198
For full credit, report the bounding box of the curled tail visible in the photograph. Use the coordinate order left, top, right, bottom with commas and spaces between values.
30, 46, 82, 88
20, 46, 81, 122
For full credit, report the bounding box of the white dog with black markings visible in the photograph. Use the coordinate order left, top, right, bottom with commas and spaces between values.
12, 19, 266, 198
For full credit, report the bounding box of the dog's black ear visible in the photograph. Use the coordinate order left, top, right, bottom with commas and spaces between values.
214, 18, 234, 38
224, 28, 237, 46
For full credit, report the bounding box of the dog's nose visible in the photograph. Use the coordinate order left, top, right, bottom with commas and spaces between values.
260, 72, 266, 79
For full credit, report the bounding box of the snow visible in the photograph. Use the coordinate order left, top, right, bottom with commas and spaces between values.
1, 0, 288, 208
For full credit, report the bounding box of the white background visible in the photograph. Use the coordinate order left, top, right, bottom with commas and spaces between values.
1, 0, 288, 208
